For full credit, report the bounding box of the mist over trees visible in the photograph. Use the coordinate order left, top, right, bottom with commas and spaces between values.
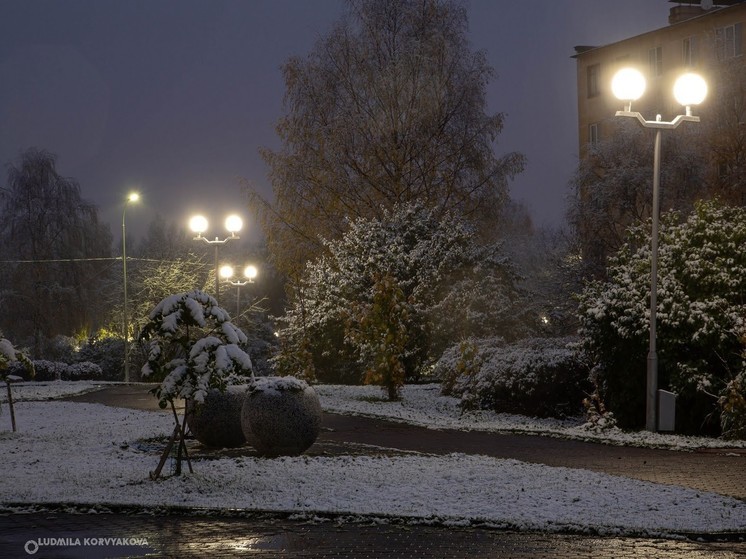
251, 0, 525, 278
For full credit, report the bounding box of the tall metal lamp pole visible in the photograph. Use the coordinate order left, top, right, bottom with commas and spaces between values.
122, 192, 140, 383
220, 264, 258, 319
611, 69, 706, 431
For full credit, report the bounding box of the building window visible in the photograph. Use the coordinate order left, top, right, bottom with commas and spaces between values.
589, 123, 600, 147
716, 23, 743, 60
587, 64, 600, 98
683, 36, 698, 67
649, 46, 663, 76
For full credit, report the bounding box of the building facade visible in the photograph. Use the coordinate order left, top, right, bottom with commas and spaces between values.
574, 0, 746, 159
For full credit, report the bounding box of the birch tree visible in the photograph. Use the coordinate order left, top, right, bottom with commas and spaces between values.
0, 149, 112, 353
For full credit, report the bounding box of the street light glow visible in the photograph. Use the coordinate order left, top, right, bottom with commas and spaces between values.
219, 265, 235, 280
225, 214, 243, 234
189, 215, 208, 235
189, 212, 243, 304
611, 68, 646, 102
244, 265, 258, 280
673, 72, 707, 108
127, 192, 140, 203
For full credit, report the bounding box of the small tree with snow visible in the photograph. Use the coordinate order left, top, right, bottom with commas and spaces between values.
139, 290, 253, 477
346, 274, 409, 400
0, 337, 34, 431
140, 290, 253, 408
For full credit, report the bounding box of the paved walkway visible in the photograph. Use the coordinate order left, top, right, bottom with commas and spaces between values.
1, 384, 745, 558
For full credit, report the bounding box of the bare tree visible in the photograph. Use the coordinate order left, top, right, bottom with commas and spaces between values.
0, 148, 112, 353
250, 0, 525, 277
567, 121, 707, 278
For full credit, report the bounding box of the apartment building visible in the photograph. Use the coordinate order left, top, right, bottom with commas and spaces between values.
574, 0, 746, 159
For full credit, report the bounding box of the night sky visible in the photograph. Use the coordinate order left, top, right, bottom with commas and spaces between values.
0, 0, 671, 241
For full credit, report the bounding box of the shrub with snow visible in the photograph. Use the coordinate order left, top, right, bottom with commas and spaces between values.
0, 337, 34, 382
75, 335, 125, 381
139, 290, 254, 408
437, 337, 590, 419
29, 360, 68, 382
578, 200, 746, 434
61, 361, 102, 381
273, 203, 527, 392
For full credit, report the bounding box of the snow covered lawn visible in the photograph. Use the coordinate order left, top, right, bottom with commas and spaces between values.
316, 383, 746, 451
1, 382, 745, 537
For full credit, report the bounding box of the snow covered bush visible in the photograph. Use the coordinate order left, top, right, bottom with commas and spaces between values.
437, 337, 590, 419
75, 335, 125, 381
61, 361, 102, 381
718, 327, 746, 440
139, 290, 254, 408
273, 203, 527, 393
30, 360, 68, 381
0, 337, 34, 382
578, 200, 746, 434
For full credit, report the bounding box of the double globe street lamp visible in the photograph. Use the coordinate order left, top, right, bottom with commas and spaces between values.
189, 214, 243, 305
219, 264, 258, 320
611, 67, 707, 432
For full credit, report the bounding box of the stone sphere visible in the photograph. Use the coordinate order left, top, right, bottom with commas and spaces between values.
185, 385, 248, 448
241, 376, 322, 457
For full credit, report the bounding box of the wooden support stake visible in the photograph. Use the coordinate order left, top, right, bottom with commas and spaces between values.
150, 425, 178, 480
171, 400, 193, 474
150, 399, 195, 480
6, 380, 16, 433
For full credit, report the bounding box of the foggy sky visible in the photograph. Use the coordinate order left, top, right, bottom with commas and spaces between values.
0, 0, 672, 242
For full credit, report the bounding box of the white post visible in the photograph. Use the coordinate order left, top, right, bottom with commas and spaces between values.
647, 126, 662, 432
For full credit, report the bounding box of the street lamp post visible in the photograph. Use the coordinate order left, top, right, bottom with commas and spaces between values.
219, 264, 258, 320
122, 192, 140, 383
189, 214, 242, 305
612, 68, 707, 432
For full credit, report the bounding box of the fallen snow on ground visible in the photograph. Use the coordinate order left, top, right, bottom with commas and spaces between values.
316, 384, 746, 451
4, 381, 746, 450
0, 381, 113, 403
1, 397, 745, 537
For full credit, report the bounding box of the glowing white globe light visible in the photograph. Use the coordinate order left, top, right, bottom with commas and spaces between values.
673, 73, 707, 107
225, 214, 243, 234
189, 215, 208, 234
611, 68, 646, 102
219, 265, 234, 280
244, 265, 258, 280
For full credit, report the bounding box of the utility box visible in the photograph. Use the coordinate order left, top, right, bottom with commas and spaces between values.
658, 390, 676, 432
